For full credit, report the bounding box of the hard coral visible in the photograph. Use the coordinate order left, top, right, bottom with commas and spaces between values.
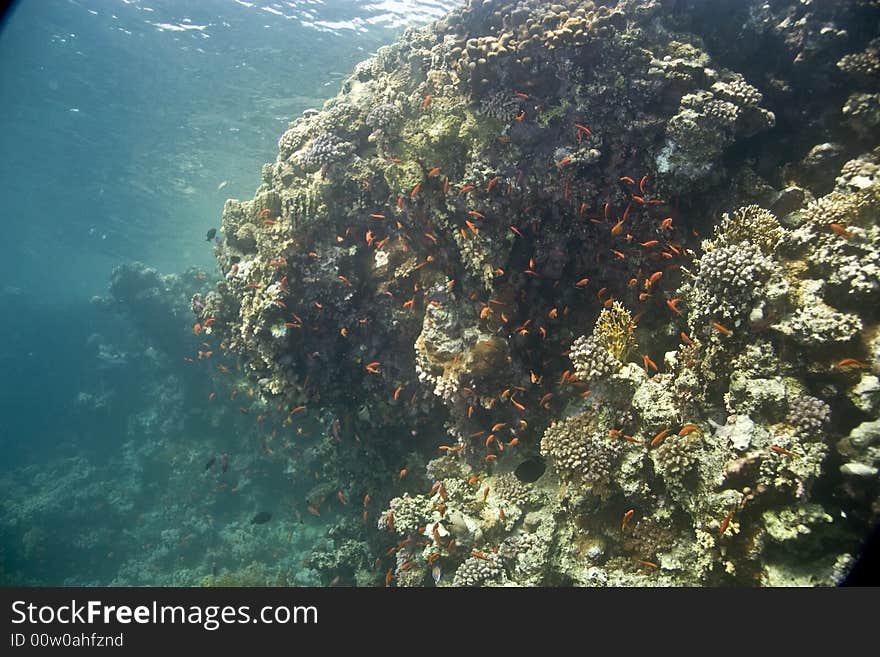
688, 242, 779, 325
569, 335, 621, 383
708, 205, 784, 255
786, 395, 831, 441
452, 551, 504, 587
540, 412, 623, 495
298, 133, 354, 171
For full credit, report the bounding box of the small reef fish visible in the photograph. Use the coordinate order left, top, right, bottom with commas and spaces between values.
250, 511, 272, 525
216, 180, 228, 191
432, 565, 442, 584
204, 456, 216, 471
206, 228, 217, 241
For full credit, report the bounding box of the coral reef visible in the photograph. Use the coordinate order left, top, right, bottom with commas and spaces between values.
196, 0, 880, 587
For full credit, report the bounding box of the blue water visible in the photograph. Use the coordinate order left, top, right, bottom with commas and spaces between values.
0, 0, 456, 586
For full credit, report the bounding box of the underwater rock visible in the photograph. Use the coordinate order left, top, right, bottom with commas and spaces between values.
839, 419, 880, 479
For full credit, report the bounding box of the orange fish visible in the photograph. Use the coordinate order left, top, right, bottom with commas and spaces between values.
650, 427, 671, 447
666, 298, 683, 315
837, 358, 868, 369
422, 95, 432, 110
193, 323, 202, 335
719, 508, 735, 536
829, 223, 854, 239
711, 321, 732, 336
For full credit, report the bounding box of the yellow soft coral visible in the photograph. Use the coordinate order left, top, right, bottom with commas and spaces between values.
594, 301, 637, 362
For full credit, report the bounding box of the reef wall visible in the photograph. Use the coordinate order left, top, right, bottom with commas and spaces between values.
199, 0, 880, 586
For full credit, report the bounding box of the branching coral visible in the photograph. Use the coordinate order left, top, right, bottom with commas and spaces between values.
706, 205, 784, 255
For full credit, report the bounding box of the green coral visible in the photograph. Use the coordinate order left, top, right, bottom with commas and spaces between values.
382, 160, 424, 194
536, 97, 571, 128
